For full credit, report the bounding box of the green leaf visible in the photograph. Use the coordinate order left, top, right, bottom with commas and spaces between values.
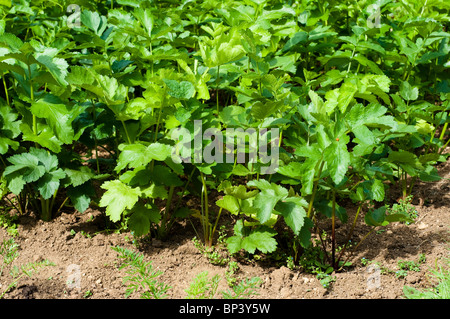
163, 79, 195, 100
400, 81, 419, 101
116, 142, 172, 172
219, 182, 259, 200
119, 167, 151, 186
308, 90, 324, 114
226, 220, 277, 254
81, 10, 108, 36
324, 138, 350, 185
0, 0, 11, 8
0, 136, 18, 154
346, 103, 396, 129
30, 94, 76, 144
133, 8, 154, 38
314, 200, 348, 223
127, 203, 161, 237
276, 161, 303, 180
67, 184, 94, 213
20, 124, 62, 153
3, 147, 65, 197
216, 195, 240, 215
199, 27, 245, 67
248, 180, 288, 224
28, 147, 59, 172
3, 156, 42, 194
99, 180, 141, 222
174, 207, 194, 218
365, 206, 387, 226
140, 183, 168, 199
151, 165, 183, 187
415, 119, 435, 135
64, 167, 95, 187
370, 179, 385, 202
324, 82, 357, 114
274, 197, 307, 235
388, 150, 421, 166
34, 52, 69, 87
419, 165, 441, 182
37, 169, 65, 199
282, 31, 308, 52
250, 100, 284, 119
0, 103, 21, 154
242, 227, 278, 254
297, 217, 314, 248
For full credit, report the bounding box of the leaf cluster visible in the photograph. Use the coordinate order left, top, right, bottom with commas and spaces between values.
0, 0, 449, 275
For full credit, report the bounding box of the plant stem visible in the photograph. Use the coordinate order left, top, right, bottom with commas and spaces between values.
121, 120, 132, 144
159, 185, 175, 239
437, 121, 449, 154
402, 170, 408, 199
307, 160, 324, 218
27, 63, 38, 138
331, 190, 336, 270
211, 207, 223, 244
346, 46, 357, 75
216, 64, 220, 115
40, 197, 51, 222
439, 137, 450, 155
50, 190, 58, 217
91, 100, 101, 174
56, 197, 69, 215
339, 226, 376, 271
408, 176, 417, 196
336, 203, 362, 266
199, 171, 210, 247
149, 42, 154, 77
1, 71, 9, 106
439, 121, 448, 140
173, 167, 196, 213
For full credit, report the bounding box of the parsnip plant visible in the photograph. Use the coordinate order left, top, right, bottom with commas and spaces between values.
0, 0, 449, 276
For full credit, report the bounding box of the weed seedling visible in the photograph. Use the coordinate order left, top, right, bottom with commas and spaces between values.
193, 236, 229, 266
221, 277, 263, 299
404, 255, 450, 299
0, 238, 54, 298
185, 270, 262, 299
396, 254, 426, 278
185, 271, 221, 299
225, 261, 239, 287
112, 246, 170, 299
387, 195, 418, 225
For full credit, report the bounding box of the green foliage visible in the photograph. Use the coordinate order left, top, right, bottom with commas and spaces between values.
112, 246, 170, 299
185, 270, 262, 299
396, 254, 427, 278
226, 219, 278, 255
404, 256, 450, 299
192, 234, 229, 266
221, 276, 263, 299
4, 147, 64, 199
386, 195, 418, 225
185, 271, 221, 299
0, 0, 449, 279
0, 237, 18, 276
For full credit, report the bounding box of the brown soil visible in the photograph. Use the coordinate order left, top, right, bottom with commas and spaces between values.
1, 161, 449, 300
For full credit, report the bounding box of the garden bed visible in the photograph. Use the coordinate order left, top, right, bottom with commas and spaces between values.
1, 0, 450, 301
1, 160, 448, 299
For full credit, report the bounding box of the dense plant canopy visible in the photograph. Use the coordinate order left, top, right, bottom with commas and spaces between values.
0, 0, 449, 271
